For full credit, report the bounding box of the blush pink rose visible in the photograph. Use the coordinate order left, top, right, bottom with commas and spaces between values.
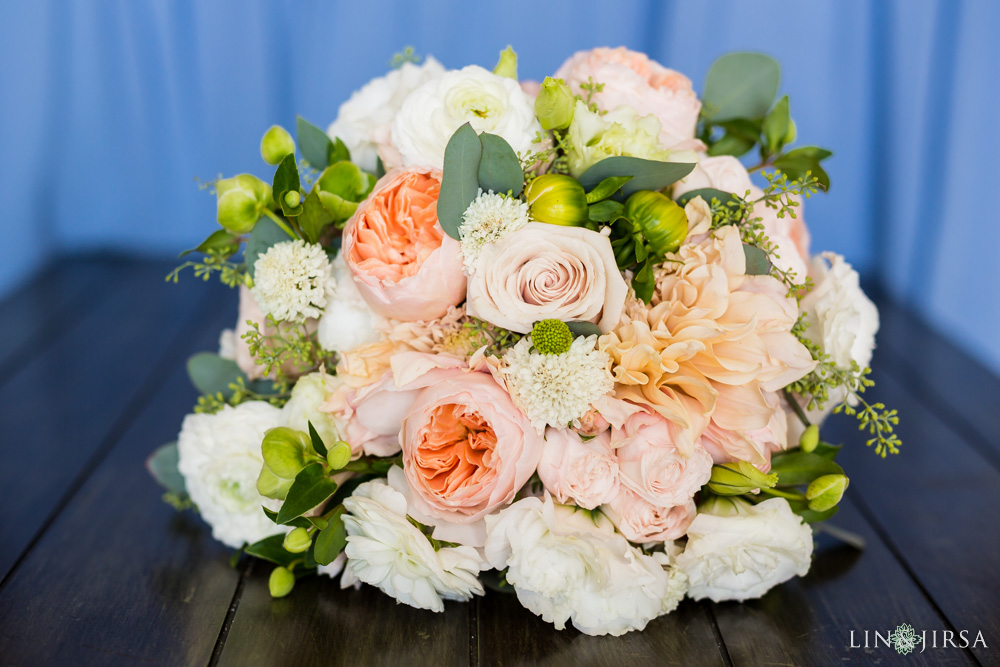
536, 429, 619, 510
555, 46, 701, 149
672, 155, 753, 199
602, 489, 696, 543
342, 167, 466, 321
613, 409, 713, 508
699, 391, 789, 471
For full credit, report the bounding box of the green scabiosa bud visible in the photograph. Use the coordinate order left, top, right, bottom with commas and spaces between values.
624, 190, 688, 258
261, 427, 311, 479
268, 566, 295, 598
799, 424, 819, 452
256, 465, 293, 500
282, 527, 312, 554
260, 125, 295, 165
531, 319, 573, 355
707, 461, 778, 496
493, 45, 518, 79
807, 474, 849, 512
534, 77, 575, 131
216, 174, 273, 234
325, 440, 352, 471
525, 174, 588, 226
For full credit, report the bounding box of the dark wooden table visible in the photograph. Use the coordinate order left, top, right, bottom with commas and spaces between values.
0, 257, 997, 666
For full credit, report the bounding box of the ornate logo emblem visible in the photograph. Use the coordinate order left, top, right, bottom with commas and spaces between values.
889, 623, 922, 655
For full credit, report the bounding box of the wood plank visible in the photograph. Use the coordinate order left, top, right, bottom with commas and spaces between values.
826, 366, 1000, 666
873, 294, 1000, 465
0, 260, 215, 581
0, 293, 240, 665
216, 563, 471, 667
476, 591, 725, 666
713, 498, 973, 666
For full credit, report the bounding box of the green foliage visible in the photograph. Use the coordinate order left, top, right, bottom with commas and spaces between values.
241, 315, 336, 394
585, 176, 633, 204
193, 376, 287, 415
565, 321, 602, 338
147, 441, 186, 496
457, 317, 524, 356
178, 230, 240, 258
276, 462, 340, 525
478, 133, 524, 196
245, 216, 295, 279
701, 52, 781, 122
313, 505, 347, 565
438, 122, 483, 240
272, 153, 304, 217
742, 243, 773, 275
296, 116, 350, 171
577, 157, 695, 199
297, 189, 334, 244
390, 46, 421, 68
769, 451, 845, 487
166, 247, 246, 288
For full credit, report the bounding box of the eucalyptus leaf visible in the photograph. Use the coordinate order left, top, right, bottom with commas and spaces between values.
770, 452, 844, 487
437, 123, 483, 240
477, 133, 523, 196
585, 176, 633, 204
276, 463, 339, 525
179, 230, 239, 258
314, 506, 347, 566
577, 157, 695, 198
675, 188, 738, 208
272, 153, 303, 216
565, 321, 602, 338
298, 188, 334, 243
587, 199, 624, 222
762, 95, 790, 154
702, 52, 781, 122
743, 244, 773, 275
308, 421, 328, 458
147, 441, 186, 495
245, 216, 293, 279
187, 352, 244, 397
297, 116, 349, 170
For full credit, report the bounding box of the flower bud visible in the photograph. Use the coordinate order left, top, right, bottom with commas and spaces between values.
256, 465, 293, 500
534, 77, 575, 131
531, 319, 573, 355
525, 174, 588, 226
624, 190, 688, 258
216, 174, 273, 234
260, 125, 295, 165
268, 566, 295, 598
283, 190, 301, 209
698, 495, 750, 517
326, 440, 352, 470
282, 527, 312, 554
799, 424, 819, 452
261, 427, 311, 479
707, 461, 778, 496
806, 474, 849, 512
492, 45, 518, 80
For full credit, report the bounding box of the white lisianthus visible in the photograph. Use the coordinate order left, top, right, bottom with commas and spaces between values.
340, 477, 484, 612
282, 371, 347, 450
484, 495, 677, 636
567, 101, 669, 177
327, 57, 446, 172
676, 497, 813, 602
800, 252, 880, 371
391, 65, 542, 169
316, 253, 386, 353
251, 239, 336, 323
176, 401, 287, 549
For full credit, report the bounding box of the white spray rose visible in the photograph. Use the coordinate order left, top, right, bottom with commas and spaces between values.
176, 402, 287, 548
327, 57, 446, 172
316, 254, 386, 353
484, 495, 680, 636
676, 497, 813, 602
567, 101, 669, 177
340, 476, 484, 612
391, 65, 541, 170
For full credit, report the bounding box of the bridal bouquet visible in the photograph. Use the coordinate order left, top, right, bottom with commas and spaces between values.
150, 46, 900, 636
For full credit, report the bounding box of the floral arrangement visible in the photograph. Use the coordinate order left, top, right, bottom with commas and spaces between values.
149, 46, 899, 637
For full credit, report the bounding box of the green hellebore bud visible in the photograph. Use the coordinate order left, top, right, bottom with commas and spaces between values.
807, 474, 849, 512
256, 465, 293, 500
283, 527, 312, 554
216, 174, 272, 234
525, 174, 588, 226
535, 77, 575, 131
624, 190, 688, 258
268, 566, 295, 598
283, 190, 301, 209
707, 461, 778, 496
261, 427, 312, 479
799, 424, 820, 452
260, 125, 295, 165
531, 319, 573, 355
493, 45, 518, 80
326, 440, 352, 471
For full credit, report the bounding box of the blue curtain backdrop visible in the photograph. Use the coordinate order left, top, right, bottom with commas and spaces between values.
1, 0, 998, 374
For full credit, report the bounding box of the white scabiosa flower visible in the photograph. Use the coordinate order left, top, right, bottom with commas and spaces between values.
251, 239, 335, 323
176, 401, 287, 549
484, 495, 677, 636
458, 191, 530, 274
316, 253, 386, 353
676, 497, 813, 602
340, 477, 484, 612
502, 336, 614, 430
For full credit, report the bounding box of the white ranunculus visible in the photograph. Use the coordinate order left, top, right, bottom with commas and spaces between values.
676, 497, 813, 602
567, 101, 669, 177
391, 65, 542, 170
800, 252, 880, 371
484, 496, 679, 636
340, 478, 484, 612
316, 254, 386, 353
327, 57, 446, 172
176, 402, 287, 548
282, 371, 347, 449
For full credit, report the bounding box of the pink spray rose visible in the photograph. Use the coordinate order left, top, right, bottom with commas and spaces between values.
602, 488, 696, 543
536, 429, 619, 510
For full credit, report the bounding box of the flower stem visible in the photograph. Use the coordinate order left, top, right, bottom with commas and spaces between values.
263, 208, 299, 240
783, 388, 811, 427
